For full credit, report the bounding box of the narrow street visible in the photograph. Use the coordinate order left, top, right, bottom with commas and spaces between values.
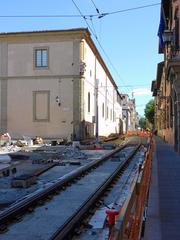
1, 0, 180, 239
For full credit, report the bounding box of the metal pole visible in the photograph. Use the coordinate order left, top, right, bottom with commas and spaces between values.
95, 79, 99, 143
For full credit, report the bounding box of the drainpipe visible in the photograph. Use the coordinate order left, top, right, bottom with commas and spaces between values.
94, 57, 99, 143
95, 78, 99, 143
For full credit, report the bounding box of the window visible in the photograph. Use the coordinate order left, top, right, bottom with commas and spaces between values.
102, 103, 104, 118
34, 48, 48, 68
33, 91, 50, 122
88, 92, 91, 113
110, 109, 112, 121
106, 106, 109, 119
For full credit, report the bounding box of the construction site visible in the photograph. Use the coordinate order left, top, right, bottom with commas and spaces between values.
0, 131, 156, 240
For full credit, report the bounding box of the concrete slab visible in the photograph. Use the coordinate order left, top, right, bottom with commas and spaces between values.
0, 147, 135, 240
0, 155, 11, 163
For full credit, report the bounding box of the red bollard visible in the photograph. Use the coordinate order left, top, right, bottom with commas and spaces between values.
106, 209, 119, 238
106, 209, 119, 226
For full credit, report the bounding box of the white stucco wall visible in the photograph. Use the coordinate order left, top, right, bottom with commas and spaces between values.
0, 31, 122, 139
83, 41, 122, 137
3, 37, 76, 139
7, 77, 73, 139
8, 40, 74, 77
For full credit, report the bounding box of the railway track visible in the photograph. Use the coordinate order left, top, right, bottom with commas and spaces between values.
0, 138, 147, 240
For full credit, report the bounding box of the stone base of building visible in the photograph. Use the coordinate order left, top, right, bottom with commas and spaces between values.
158, 128, 174, 146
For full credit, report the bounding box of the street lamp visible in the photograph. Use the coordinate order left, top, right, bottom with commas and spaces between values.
157, 89, 161, 96
162, 30, 173, 44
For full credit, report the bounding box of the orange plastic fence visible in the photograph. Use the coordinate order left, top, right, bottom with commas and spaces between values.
109, 137, 153, 240
126, 130, 152, 137
129, 140, 152, 239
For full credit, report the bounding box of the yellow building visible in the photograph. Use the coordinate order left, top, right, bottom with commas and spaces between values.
0, 28, 122, 141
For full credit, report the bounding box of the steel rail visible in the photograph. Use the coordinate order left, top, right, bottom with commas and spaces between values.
0, 144, 127, 227
50, 143, 141, 240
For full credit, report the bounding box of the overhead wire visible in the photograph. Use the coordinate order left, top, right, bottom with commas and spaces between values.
71, 0, 131, 94
0, 3, 160, 18
71, 0, 98, 39
89, 0, 101, 40
0, 1, 159, 95
89, 0, 100, 14
0, 14, 82, 18
89, 17, 98, 40
97, 3, 160, 18
120, 84, 150, 87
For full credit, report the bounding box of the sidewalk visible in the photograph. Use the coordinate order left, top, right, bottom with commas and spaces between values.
144, 136, 180, 240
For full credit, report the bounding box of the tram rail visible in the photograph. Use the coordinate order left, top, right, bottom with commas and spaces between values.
0, 138, 147, 240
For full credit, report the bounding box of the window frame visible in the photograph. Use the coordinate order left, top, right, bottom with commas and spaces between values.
34, 47, 49, 69
33, 90, 50, 122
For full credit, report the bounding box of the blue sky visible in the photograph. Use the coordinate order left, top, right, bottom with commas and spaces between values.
0, 0, 163, 116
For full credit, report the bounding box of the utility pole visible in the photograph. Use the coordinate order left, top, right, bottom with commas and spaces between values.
95, 78, 99, 143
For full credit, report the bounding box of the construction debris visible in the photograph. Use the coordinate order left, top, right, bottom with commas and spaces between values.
15, 140, 26, 147
11, 174, 37, 188
0, 133, 11, 146
33, 137, 43, 145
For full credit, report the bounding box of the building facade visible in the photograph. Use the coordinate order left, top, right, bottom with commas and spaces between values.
0, 28, 122, 140
122, 94, 137, 133
152, 0, 180, 152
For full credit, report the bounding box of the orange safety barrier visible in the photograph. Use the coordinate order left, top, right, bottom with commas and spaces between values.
128, 139, 153, 239
108, 136, 153, 240
126, 130, 152, 137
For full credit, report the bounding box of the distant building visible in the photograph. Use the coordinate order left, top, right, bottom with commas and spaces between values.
122, 94, 137, 133
128, 98, 137, 131
0, 28, 122, 140
152, 0, 180, 153
136, 112, 140, 129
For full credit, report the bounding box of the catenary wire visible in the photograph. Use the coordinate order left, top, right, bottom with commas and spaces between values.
89, 0, 100, 14
71, 0, 131, 94
71, 0, 98, 39
0, 3, 160, 18
90, 17, 98, 39
98, 3, 160, 18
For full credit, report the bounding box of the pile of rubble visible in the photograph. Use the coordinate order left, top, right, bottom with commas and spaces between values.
58, 146, 88, 160
0, 133, 116, 163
